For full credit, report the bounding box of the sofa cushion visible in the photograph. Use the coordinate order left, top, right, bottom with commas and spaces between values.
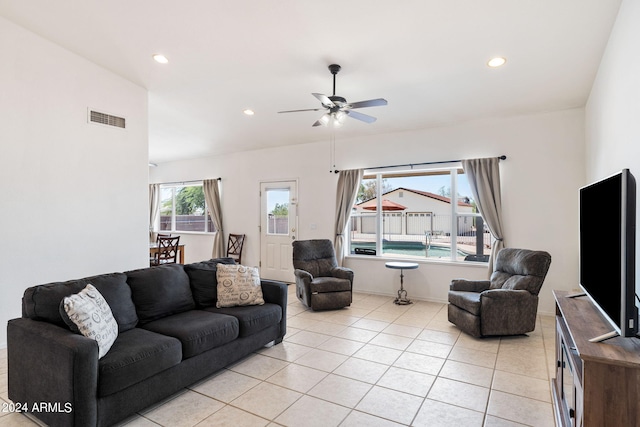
126, 264, 195, 324
448, 291, 482, 315
216, 265, 265, 308
141, 310, 239, 359
184, 258, 238, 308
61, 284, 119, 359
98, 328, 182, 397
22, 272, 138, 333
205, 303, 282, 337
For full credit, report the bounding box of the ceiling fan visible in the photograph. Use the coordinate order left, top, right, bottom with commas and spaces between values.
278, 64, 388, 127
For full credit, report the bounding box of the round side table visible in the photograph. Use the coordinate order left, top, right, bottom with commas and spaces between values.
385, 261, 419, 305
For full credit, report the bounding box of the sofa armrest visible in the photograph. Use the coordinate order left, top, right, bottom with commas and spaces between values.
260, 279, 288, 342
261, 279, 288, 307
450, 279, 491, 292
331, 266, 354, 283
7, 318, 99, 427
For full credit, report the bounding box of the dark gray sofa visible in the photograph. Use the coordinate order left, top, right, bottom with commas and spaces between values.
7, 258, 288, 427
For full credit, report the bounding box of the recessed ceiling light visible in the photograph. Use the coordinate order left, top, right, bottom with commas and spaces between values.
487, 57, 506, 68
152, 54, 169, 64
243, 109, 255, 116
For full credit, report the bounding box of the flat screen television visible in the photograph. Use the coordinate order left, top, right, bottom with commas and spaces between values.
579, 169, 637, 341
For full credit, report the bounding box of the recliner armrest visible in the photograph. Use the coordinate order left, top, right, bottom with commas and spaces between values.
450, 279, 491, 292
330, 266, 353, 282
294, 269, 313, 283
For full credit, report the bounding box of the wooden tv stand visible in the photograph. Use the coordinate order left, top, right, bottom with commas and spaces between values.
552, 290, 640, 426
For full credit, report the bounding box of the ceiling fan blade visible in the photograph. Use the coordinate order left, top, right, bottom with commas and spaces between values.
312, 93, 335, 108
278, 108, 323, 113
348, 98, 388, 109
346, 110, 377, 124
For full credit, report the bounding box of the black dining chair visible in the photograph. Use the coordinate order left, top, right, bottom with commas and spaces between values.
226, 234, 246, 264
150, 235, 181, 266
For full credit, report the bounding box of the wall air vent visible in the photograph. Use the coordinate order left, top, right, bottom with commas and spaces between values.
88, 109, 126, 129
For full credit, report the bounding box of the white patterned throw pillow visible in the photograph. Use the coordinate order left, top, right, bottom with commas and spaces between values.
216, 264, 265, 308
62, 284, 118, 358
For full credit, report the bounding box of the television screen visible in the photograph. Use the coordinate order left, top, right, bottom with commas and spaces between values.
579, 169, 636, 339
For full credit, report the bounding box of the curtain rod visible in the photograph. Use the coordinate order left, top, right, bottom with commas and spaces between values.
338, 155, 506, 174
159, 177, 221, 186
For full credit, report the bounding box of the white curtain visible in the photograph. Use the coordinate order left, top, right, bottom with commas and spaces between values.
149, 184, 160, 243
462, 157, 505, 275
334, 169, 364, 266
203, 179, 224, 258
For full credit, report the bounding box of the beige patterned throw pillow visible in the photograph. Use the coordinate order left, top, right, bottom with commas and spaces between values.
62, 284, 118, 358
216, 264, 265, 308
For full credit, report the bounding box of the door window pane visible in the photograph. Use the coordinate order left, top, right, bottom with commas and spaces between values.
266, 189, 289, 235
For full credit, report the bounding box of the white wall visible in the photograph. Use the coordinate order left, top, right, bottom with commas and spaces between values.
152, 108, 585, 315
585, 0, 640, 304
585, 0, 640, 180
0, 17, 149, 347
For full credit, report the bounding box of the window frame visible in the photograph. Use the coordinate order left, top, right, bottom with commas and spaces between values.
347, 165, 489, 263
158, 182, 215, 234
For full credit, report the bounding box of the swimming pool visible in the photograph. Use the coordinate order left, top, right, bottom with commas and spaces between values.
351, 241, 469, 259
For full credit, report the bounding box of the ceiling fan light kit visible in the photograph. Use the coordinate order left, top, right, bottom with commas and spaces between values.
278, 64, 387, 127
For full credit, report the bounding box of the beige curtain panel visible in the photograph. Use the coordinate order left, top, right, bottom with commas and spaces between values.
149, 184, 160, 243
334, 169, 364, 266
203, 179, 224, 258
461, 157, 505, 276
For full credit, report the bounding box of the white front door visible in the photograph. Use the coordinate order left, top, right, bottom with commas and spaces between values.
260, 180, 297, 282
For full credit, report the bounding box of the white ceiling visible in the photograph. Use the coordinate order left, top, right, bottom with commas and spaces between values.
0, 0, 622, 163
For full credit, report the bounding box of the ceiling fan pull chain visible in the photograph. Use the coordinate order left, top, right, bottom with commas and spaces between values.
329, 131, 337, 173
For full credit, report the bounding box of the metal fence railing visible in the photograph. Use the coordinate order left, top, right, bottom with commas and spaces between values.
348, 212, 491, 260
160, 215, 215, 232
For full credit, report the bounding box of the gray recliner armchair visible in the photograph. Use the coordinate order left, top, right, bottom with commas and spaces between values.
448, 248, 551, 338
292, 239, 353, 310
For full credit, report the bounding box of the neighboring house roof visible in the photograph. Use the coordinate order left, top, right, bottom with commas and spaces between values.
356, 187, 473, 208
360, 199, 407, 211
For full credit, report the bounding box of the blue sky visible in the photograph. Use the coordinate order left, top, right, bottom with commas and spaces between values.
369, 173, 474, 200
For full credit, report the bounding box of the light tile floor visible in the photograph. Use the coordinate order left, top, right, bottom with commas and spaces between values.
0, 286, 558, 426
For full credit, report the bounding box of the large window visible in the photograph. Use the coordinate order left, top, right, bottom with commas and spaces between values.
159, 183, 215, 233
348, 167, 491, 262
